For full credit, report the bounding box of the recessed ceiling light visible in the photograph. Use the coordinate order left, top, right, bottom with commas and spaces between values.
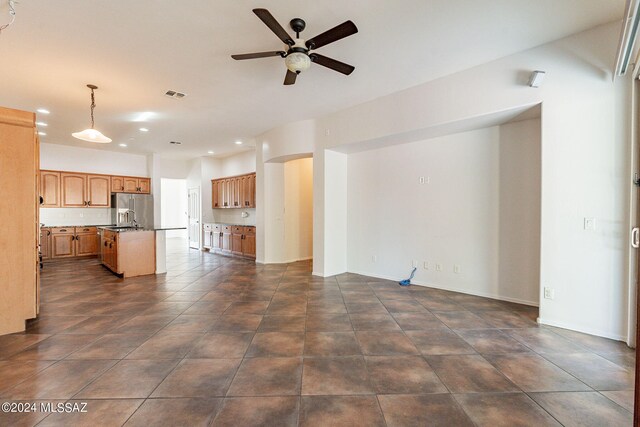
119, 143, 127, 147
38, 132, 46, 136
139, 128, 149, 132
207, 151, 214, 154
36, 122, 48, 127
234, 140, 243, 145
37, 108, 50, 114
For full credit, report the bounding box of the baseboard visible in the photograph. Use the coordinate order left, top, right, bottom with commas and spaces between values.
537, 317, 626, 342
349, 269, 539, 307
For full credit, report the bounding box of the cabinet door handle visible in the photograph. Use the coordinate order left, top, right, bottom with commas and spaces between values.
87, 201, 91, 206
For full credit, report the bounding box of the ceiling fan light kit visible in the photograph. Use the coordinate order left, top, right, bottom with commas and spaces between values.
72, 84, 112, 143
232, 8, 358, 85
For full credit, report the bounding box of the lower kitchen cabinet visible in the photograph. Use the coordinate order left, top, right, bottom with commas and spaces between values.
51, 228, 76, 258
48, 226, 99, 259
203, 223, 255, 259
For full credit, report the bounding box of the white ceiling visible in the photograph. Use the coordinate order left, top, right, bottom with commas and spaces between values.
0, 0, 624, 159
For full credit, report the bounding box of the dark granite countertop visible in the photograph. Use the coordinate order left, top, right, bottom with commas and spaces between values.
98, 226, 186, 233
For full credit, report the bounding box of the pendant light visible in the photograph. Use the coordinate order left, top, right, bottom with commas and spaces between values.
72, 84, 111, 143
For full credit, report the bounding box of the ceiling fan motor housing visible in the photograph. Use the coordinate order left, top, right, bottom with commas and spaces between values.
285, 39, 311, 73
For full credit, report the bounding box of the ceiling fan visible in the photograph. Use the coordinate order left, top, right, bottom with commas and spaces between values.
232, 8, 358, 85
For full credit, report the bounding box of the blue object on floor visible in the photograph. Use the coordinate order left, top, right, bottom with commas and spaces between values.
399, 267, 417, 286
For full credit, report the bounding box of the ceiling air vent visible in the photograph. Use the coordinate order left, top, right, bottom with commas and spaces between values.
165, 90, 187, 99
169, 141, 182, 145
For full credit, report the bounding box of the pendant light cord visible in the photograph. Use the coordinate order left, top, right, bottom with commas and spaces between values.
0, 0, 16, 35
90, 88, 96, 129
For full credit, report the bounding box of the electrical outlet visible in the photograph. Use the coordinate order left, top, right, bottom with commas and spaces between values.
79, 213, 84, 218
372, 255, 377, 263
423, 261, 429, 270
325, 128, 331, 136
544, 287, 555, 300
435, 263, 442, 271
453, 264, 461, 274
412, 260, 417, 268
584, 217, 596, 231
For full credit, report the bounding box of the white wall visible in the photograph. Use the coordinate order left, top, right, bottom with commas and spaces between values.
347, 123, 540, 305
40, 143, 148, 176
161, 178, 188, 238
284, 158, 314, 262
323, 150, 348, 276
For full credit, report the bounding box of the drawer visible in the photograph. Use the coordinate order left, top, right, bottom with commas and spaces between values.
244, 226, 256, 235
232, 226, 243, 234
213, 224, 222, 232
51, 227, 74, 234
222, 225, 232, 233
203, 223, 213, 231
76, 226, 97, 234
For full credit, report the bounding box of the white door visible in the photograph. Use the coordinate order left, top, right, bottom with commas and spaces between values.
188, 188, 200, 249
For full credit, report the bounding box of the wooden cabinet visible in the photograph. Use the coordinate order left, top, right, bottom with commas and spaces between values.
75, 227, 99, 256
86, 175, 110, 207
111, 176, 125, 192
40, 227, 51, 260
138, 178, 151, 193
204, 223, 255, 259
61, 173, 87, 207
42, 171, 150, 203
40, 171, 60, 207
122, 177, 149, 194
0, 106, 39, 335
242, 226, 256, 258
231, 226, 243, 255
49, 227, 99, 259
211, 173, 256, 209
60, 173, 110, 208
51, 228, 76, 258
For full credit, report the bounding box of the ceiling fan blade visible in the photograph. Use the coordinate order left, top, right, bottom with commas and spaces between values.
231, 51, 285, 60
284, 70, 298, 85
310, 54, 355, 75
305, 20, 358, 50
253, 8, 294, 46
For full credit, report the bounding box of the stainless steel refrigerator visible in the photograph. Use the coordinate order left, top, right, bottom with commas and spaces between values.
111, 194, 154, 229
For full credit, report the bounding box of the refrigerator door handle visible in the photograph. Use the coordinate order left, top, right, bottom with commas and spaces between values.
632, 227, 640, 249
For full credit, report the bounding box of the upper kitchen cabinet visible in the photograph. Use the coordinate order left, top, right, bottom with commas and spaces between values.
111, 176, 125, 193
40, 170, 60, 207
211, 172, 256, 209
59, 172, 110, 208
86, 175, 111, 207
138, 178, 151, 193
61, 173, 87, 207
42, 170, 151, 204
123, 177, 138, 193
119, 176, 150, 194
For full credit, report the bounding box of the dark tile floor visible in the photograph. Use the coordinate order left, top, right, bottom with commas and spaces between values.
0, 240, 635, 426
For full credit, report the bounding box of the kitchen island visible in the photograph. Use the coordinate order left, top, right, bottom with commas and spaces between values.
99, 226, 185, 278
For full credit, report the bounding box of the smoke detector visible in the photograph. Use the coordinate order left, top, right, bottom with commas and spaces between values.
165, 90, 187, 99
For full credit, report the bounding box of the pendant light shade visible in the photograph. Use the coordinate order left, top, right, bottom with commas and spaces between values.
72, 84, 111, 143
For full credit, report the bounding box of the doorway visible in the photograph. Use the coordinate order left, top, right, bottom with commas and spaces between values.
161, 178, 188, 239
188, 187, 200, 249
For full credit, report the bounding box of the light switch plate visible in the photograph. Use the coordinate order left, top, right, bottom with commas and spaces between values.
584, 218, 595, 231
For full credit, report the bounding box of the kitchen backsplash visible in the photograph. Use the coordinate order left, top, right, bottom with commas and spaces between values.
209, 208, 256, 226
40, 208, 112, 226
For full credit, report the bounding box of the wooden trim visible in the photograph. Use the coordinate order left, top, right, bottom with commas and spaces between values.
0, 107, 35, 128
210, 171, 256, 181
